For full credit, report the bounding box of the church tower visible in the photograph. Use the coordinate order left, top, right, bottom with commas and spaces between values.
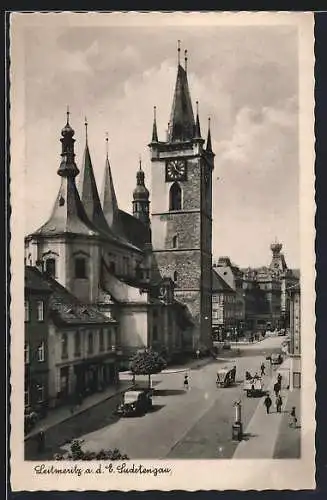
149, 44, 214, 350
132, 158, 150, 226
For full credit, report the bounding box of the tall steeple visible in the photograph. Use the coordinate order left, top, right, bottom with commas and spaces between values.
167, 42, 195, 142
206, 117, 214, 154
194, 100, 202, 140
132, 157, 150, 225
35, 110, 98, 236
79, 118, 111, 235
151, 106, 158, 143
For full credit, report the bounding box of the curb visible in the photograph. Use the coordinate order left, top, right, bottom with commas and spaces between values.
24, 384, 133, 442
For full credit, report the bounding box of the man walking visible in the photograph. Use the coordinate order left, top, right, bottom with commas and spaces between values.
264, 394, 272, 414
273, 381, 281, 397
275, 394, 283, 413
260, 363, 265, 376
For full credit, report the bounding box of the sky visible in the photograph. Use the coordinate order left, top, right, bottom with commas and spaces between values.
22, 19, 299, 268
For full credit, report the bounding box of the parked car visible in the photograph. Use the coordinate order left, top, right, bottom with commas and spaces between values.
115, 389, 153, 417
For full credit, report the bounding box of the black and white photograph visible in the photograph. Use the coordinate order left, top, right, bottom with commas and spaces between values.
9, 11, 315, 491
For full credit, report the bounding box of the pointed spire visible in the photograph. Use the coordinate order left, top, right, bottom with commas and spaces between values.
84, 116, 88, 144
194, 100, 202, 139
184, 49, 188, 72
151, 106, 158, 142
101, 135, 120, 232
206, 117, 213, 153
133, 156, 150, 224
78, 123, 111, 234
177, 40, 181, 66
168, 45, 195, 142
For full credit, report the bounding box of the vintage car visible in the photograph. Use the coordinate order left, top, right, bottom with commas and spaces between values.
216, 366, 236, 388
115, 389, 153, 417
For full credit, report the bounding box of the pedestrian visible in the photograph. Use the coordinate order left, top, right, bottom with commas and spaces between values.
264, 394, 272, 414
260, 363, 265, 376
183, 374, 189, 390
273, 381, 281, 397
37, 429, 45, 453
289, 406, 298, 428
254, 372, 259, 379
277, 373, 282, 386
275, 394, 283, 413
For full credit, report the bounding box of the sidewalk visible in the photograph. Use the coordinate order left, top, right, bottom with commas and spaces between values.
25, 381, 132, 440
233, 376, 290, 459
273, 388, 301, 458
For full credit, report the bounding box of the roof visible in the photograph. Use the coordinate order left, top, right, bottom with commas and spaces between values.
33, 177, 100, 238
212, 269, 235, 293
118, 210, 151, 250
168, 64, 195, 142
25, 266, 52, 293
26, 266, 113, 326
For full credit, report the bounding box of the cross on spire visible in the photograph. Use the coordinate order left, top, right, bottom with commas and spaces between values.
105, 132, 109, 158
84, 116, 88, 143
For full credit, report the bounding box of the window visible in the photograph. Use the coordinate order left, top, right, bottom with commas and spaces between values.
105, 328, 111, 350
172, 235, 178, 248
123, 256, 129, 275
37, 342, 45, 362
99, 330, 104, 352
24, 301, 30, 322
88, 332, 94, 354
24, 343, 30, 364
173, 271, 178, 282
153, 325, 158, 341
45, 258, 56, 278
36, 384, 45, 403
75, 258, 87, 279
61, 333, 68, 359
37, 300, 44, 321
24, 389, 30, 408
169, 182, 182, 211
109, 261, 116, 274
74, 331, 81, 357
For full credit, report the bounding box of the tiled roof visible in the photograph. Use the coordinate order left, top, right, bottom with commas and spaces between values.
118, 210, 151, 251
25, 266, 113, 325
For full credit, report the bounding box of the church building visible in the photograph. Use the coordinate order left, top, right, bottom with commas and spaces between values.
24, 44, 212, 403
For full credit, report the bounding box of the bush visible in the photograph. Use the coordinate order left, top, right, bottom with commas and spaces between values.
54, 439, 129, 461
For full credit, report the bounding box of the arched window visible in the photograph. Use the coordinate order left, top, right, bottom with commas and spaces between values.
172, 235, 178, 248
74, 331, 81, 357
75, 258, 87, 279
45, 258, 56, 278
169, 182, 182, 211
173, 271, 178, 282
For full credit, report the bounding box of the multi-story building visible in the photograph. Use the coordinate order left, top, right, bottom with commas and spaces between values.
24, 267, 52, 414
211, 268, 236, 340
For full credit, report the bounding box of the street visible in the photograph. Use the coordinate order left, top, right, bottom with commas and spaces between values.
51, 335, 299, 460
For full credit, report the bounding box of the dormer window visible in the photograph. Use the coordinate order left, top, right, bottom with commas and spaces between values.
75, 258, 87, 279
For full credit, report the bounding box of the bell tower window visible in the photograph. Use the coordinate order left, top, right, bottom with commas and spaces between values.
75, 257, 87, 279
45, 258, 56, 278
169, 182, 182, 211
172, 235, 178, 248
173, 271, 178, 282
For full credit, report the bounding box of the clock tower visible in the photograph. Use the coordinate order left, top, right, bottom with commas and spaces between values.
149, 45, 214, 350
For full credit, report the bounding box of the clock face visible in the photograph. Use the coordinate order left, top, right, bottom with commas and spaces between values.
166, 160, 187, 181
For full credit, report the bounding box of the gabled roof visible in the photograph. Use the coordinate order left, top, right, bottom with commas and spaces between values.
25, 266, 113, 325
212, 269, 235, 293
168, 64, 195, 142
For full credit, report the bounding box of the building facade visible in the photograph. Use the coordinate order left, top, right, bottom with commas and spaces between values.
25, 267, 52, 414
211, 268, 236, 340
149, 47, 214, 351
289, 284, 301, 389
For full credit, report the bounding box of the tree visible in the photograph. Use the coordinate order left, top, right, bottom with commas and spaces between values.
130, 348, 167, 387
54, 439, 129, 461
